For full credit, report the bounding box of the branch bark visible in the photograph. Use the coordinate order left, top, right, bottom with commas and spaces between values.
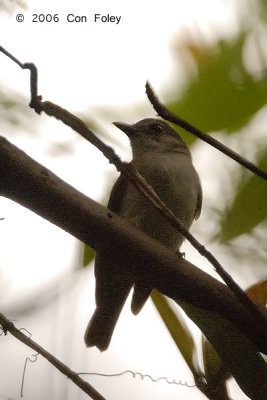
0, 136, 264, 348
0, 137, 267, 398
1, 45, 266, 353
1, 46, 267, 399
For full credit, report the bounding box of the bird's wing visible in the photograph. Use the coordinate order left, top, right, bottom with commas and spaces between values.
194, 180, 202, 220
108, 174, 129, 213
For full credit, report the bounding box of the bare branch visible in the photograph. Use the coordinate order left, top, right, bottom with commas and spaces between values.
0, 136, 266, 355
1, 45, 266, 338
1, 136, 267, 399
0, 313, 106, 400
145, 81, 267, 181
1, 47, 267, 399
1, 45, 267, 352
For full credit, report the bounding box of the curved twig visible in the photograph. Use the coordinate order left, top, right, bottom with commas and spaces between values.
1, 46, 267, 348
0, 313, 106, 400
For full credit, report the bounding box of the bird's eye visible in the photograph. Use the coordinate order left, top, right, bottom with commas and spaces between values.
152, 124, 162, 133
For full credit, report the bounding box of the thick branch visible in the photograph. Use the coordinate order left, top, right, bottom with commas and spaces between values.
0, 136, 266, 355
1, 47, 267, 398
1, 46, 266, 349
1, 137, 267, 398
22, 67, 267, 335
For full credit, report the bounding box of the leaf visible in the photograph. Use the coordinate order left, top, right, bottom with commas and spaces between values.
179, 301, 267, 399
83, 243, 96, 267
246, 280, 267, 306
167, 33, 267, 144
219, 150, 267, 242
201, 280, 267, 386
258, 0, 267, 21
151, 290, 201, 378
202, 335, 230, 385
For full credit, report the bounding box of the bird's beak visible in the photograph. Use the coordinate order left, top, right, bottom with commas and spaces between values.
113, 122, 137, 137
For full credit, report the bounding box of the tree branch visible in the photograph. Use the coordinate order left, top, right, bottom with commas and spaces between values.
0, 136, 267, 399
0, 313, 106, 400
1, 45, 266, 340
145, 81, 267, 181
1, 46, 267, 398
0, 136, 264, 352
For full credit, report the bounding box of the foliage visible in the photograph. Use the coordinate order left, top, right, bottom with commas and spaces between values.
83, 244, 96, 267
2, 0, 267, 398
168, 34, 267, 139
152, 281, 267, 399
165, 28, 267, 246
149, 9, 267, 398
220, 149, 267, 241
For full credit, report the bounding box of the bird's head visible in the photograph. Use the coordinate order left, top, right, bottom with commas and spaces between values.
113, 118, 191, 158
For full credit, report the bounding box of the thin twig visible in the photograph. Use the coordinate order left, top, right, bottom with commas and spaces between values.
145, 81, 267, 181
1, 46, 267, 343
0, 313, 106, 400
79, 370, 196, 387
0, 46, 41, 111
21, 352, 39, 397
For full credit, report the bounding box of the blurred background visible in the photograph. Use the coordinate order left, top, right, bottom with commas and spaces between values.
0, 0, 266, 399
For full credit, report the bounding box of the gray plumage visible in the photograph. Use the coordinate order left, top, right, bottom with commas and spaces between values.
84, 118, 202, 351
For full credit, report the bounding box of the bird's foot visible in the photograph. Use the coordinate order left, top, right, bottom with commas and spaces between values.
176, 250, 185, 258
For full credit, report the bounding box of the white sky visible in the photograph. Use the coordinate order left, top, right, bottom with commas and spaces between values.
0, 1, 253, 399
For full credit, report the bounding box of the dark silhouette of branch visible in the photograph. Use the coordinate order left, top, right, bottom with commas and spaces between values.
0, 313, 106, 400
1, 45, 266, 342
0, 135, 265, 353
145, 81, 267, 181
0, 137, 267, 399
1, 46, 267, 399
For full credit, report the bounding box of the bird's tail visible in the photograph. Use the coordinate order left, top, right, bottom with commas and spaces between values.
84, 288, 131, 351
131, 284, 151, 315
84, 308, 117, 351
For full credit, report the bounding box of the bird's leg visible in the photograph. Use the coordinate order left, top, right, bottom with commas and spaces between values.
176, 250, 185, 258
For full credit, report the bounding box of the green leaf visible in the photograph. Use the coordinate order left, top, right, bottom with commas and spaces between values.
167, 33, 267, 143
219, 151, 267, 242
258, 0, 267, 21
201, 280, 267, 387
83, 243, 96, 267
180, 301, 267, 399
151, 290, 201, 378
202, 335, 231, 386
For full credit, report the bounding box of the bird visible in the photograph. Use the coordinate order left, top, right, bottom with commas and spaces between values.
84, 118, 202, 351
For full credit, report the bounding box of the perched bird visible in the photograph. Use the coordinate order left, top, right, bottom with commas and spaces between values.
84, 118, 202, 351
